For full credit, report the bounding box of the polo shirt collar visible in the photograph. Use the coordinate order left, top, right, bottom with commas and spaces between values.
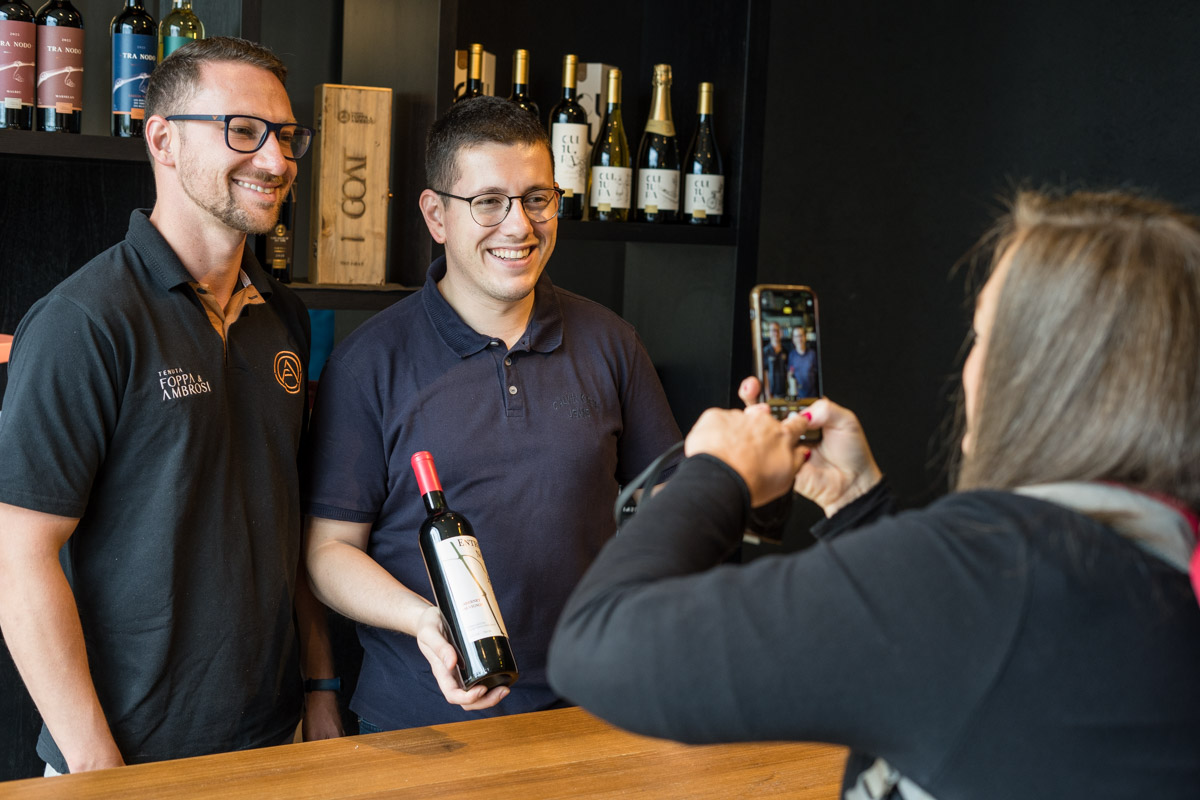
127, 208, 276, 298
422, 256, 564, 357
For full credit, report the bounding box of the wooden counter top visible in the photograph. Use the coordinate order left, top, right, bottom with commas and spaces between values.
0, 706, 847, 799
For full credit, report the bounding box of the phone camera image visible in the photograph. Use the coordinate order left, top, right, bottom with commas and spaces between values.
751, 285, 822, 439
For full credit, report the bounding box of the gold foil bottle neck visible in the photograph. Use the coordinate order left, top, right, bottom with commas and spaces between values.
513, 49, 530, 84
562, 54, 577, 89
698, 82, 714, 115
607, 68, 622, 105
468, 43, 483, 81
645, 64, 675, 136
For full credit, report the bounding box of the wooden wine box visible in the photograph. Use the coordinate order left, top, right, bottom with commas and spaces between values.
309, 83, 393, 285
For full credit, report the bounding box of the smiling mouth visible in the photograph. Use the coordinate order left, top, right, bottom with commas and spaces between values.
233, 178, 278, 196
489, 247, 532, 261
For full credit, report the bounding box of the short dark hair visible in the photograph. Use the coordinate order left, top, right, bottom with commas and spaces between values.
145, 36, 288, 120
425, 96, 551, 191
957, 188, 1200, 507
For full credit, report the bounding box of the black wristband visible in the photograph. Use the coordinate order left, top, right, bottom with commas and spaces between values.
304, 677, 341, 693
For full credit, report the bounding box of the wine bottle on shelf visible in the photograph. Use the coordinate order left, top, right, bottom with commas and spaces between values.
110, 0, 155, 138
411, 451, 519, 691
158, 0, 203, 61
587, 68, 630, 223
256, 185, 295, 283
683, 81, 724, 226
0, 1, 36, 130
634, 63, 679, 223
547, 54, 588, 220
507, 48, 538, 118
455, 42, 484, 102
35, 0, 84, 134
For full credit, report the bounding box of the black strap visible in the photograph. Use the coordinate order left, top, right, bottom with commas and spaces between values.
613, 441, 685, 528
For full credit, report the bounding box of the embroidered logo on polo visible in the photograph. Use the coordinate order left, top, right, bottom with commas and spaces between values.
552, 391, 600, 419
274, 351, 303, 394
158, 367, 212, 401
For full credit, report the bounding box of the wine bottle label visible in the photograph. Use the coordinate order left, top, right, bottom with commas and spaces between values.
684, 174, 725, 216
0, 20, 36, 109
36, 26, 84, 113
590, 166, 631, 210
645, 119, 675, 137
637, 168, 680, 212
550, 122, 589, 195
112, 33, 156, 120
161, 35, 191, 59
433, 535, 509, 641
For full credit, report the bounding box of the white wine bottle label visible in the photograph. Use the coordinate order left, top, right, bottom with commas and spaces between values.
550, 122, 590, 196
0, 20, 35, 109
684, 174, 725, 216
433, 535, 509, 641
112, 33, 156, 120
590, 166, 632, 211
36, 27, 84, 113
637, 168, 680, 212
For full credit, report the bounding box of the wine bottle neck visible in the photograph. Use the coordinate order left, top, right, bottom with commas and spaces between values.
422, 490, 448, 515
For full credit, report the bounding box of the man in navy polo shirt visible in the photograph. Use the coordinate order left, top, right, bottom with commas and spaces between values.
0, 38, 340, 775
303, 97, 683, 731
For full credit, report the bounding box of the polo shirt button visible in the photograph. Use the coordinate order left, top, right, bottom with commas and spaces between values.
489, 340, 501, 347
504, 358, 512, 366
508, 385, 518, 395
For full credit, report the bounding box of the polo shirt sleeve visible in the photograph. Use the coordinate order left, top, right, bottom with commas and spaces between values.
614, 332, 684, 485
303, 351, 386, 523
0, 296, 121, 518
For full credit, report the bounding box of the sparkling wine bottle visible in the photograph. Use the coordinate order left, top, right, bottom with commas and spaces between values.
635, 63, 680, 223
35, 0, 84, 134
0, 1, 35, 130
456, 42, 484, 102
507, 48, 537, 118
412, 451, 518, 690
110, 0, 155, 138
158, 0, 203, 61
683, 82, 725, 226
548, 54, 588, 220
588, 68, 630, 223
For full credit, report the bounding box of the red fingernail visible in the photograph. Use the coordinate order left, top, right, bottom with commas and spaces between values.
804, 450, 812, 462
801, 412, 812, 421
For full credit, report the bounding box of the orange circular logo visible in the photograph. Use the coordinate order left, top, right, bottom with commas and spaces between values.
274, 351, 303, 394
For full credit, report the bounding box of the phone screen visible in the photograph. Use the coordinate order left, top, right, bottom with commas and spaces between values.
751, 285, 821, 425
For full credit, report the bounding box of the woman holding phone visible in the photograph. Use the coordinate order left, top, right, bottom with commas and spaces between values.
548, 188, 1200, 799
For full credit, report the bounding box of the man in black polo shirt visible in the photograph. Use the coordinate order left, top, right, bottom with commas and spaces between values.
0, 38, 340, 775
303, 97, 683, 731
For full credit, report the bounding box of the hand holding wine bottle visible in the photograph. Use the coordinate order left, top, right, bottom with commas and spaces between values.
412, 451, 518, 702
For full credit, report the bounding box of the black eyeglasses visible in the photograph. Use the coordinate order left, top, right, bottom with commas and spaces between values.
435, 187, 563, 227
165, 114, 314, 160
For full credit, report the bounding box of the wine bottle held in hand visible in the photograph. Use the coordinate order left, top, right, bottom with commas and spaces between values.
412, 451, 518, 690
635, 63, 680, 223
683, 82, 724, 225
548, 53, 588, 220
588, 68, 631, 222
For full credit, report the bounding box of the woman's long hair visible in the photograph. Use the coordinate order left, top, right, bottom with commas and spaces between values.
957, 189, 1200, 508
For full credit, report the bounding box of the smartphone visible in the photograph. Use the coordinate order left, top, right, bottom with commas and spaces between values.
750, 284, 822, 440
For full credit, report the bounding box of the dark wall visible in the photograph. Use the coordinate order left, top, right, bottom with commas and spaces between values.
757, 2, 1200, 516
